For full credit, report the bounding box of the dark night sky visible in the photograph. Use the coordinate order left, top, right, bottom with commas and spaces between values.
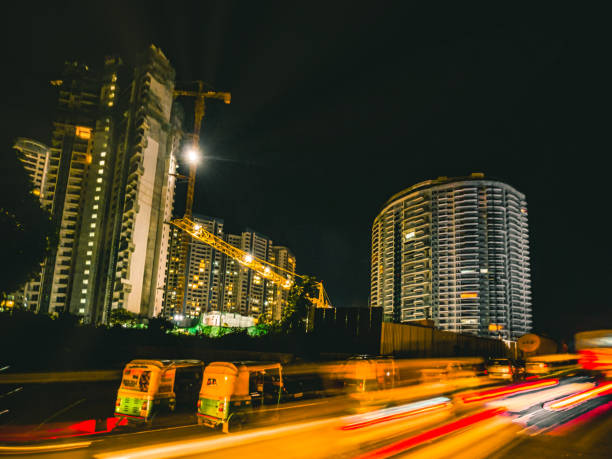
2, 2, 610, 341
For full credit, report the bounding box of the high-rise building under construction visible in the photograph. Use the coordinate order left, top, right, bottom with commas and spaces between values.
371, 173, 532, 340
32, 45, 181, 324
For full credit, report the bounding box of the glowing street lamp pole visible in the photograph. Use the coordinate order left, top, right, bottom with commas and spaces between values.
172, 82, 231, 317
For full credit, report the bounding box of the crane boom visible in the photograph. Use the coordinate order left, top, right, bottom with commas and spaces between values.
171, 217, 294, 289
170, 217, 333, 309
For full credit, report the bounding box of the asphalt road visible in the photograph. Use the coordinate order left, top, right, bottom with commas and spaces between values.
1, 373, 611, 458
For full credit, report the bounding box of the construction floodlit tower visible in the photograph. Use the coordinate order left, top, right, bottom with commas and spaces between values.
172, 82, 231, 317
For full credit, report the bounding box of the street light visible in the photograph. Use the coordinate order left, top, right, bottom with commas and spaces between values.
185, 147, 200, 165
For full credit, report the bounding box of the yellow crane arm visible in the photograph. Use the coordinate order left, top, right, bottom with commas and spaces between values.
170, 217, 333, 309
171, 217, 294, 289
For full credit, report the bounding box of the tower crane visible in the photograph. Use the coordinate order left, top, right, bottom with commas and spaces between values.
172, 82, 231, 314
170, 217, 333, 312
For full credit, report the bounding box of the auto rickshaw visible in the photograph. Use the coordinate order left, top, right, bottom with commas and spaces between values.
340, 356, 399, 409
115, 359, 204, 423
196, 361, 283, 432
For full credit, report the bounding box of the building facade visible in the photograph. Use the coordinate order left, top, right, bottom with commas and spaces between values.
31, 45, 180, 324
100, 46, 179, 321
10, 138, 51, 311
163, 215, 225, 319
39, 61, 100, 315
371, 173, 531, 340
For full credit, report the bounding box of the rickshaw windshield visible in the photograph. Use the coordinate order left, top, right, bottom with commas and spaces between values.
121, 368, 153, 393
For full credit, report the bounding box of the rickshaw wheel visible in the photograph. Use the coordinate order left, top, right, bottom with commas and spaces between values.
227, 415, 244, 433
145, 412, 157, 428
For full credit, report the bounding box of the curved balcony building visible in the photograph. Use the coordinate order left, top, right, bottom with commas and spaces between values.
371, 173, 531, 340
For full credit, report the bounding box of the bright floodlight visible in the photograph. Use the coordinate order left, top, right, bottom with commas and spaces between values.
185, 147, 200, 164
244, 254, 253, 263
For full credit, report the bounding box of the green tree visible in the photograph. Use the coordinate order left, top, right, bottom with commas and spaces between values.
147, 315, 175, 333
109, 308, 138, 327
280, 276, 319, 333
0, 148, 56, 295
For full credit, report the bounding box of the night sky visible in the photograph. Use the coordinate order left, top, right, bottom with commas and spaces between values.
2, 2, 610, 341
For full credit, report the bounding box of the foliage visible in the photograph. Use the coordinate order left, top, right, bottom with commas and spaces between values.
280, 275, 319, 333
248, 323, 271, 337
0, 149, 57, 294
109, 308, 140, 327
147, 315, 175, 333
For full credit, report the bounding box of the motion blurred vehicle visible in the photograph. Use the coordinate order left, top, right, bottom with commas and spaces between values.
486, 358, 524, 381
419, 359, 484, 383
575, 330, 612, 375
525, 354, 579, 377
342, 356, 398, 393
197, 361, 283, 432
115, 359, 204, 423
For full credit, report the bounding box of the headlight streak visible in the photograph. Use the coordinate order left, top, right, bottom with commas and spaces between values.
95, 417, 338, 459
354, 407, 505, 459
460, 378, 559, 404
340, 397, 451, 430
488, 383, 594, 415
547, 400, 612, 436
545, 381, 612, 411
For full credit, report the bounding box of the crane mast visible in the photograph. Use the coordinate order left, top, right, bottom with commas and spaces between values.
172, 82, 231, 315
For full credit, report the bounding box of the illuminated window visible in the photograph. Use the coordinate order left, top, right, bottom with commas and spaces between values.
90, 223, 96, 228
83, 279, 88, 284
98, 168, 104, 175
88, 241, 94, 247
93, 205, 98, 210
80, 298, 86, 304
460, 292, 478, 299
405, 231, 415, 240
82, 289, 87, 294
79, 308, 85, 313
89, 232, 95, 237
95, 187, 101, 192
97, 178, 102, 183
480, 268, 488, 274
108, 101, 113, 107
100, 152, 106, 157
99, 160, 105, 166
92, 213, 97, 219
85, 260, 91, 265
86, 251, 92, 256
75, 126, 92, 139
84, 270, 90, 275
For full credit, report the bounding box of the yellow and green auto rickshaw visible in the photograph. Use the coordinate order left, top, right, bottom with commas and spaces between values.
197, 361, 283, 432
115, 359, 204, 423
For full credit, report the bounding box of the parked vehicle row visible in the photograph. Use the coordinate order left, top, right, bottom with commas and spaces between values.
115, 354, 545, 433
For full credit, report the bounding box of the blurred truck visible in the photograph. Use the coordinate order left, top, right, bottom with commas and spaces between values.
517, 333, 558, 359
575, 330, 612, 374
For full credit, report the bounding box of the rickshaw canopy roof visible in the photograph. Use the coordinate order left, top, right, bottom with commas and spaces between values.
127, 359, 204, 371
